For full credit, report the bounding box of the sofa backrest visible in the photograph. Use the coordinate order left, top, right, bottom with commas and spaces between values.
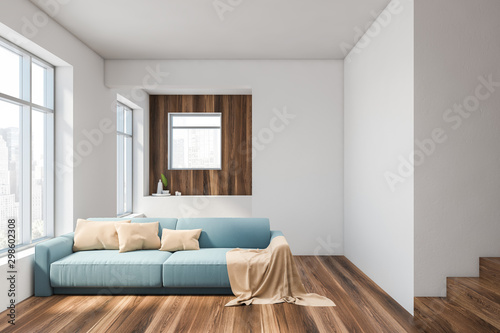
176, 218, 270, 249
86, 217, 177, 238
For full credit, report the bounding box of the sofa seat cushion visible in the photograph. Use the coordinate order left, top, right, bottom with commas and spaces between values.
163, 248, 233, 288
50, 250, 172, 287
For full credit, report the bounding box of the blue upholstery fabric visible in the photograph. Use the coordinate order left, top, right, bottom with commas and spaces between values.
34, 234, 74, 296
163, 248, 233, 288
34, 217, 283, 297
53, 287, 233, 295
60, 232, 75, 241
176, 218, 270, 249
50, 250, 172, 287
270, 230, 284, 241
86, 217, 177, 238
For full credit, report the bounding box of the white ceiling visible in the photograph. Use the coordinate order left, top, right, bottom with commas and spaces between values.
31, 0, 391, 60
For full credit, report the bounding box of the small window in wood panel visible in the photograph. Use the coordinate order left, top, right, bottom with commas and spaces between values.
168, 113, 222, 170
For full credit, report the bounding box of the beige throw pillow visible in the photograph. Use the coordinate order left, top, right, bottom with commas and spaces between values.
159, 228, 202, 252
73, 219, 131, 251
115, 222, 161, 253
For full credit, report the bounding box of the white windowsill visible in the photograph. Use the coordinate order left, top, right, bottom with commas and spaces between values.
0, 246, 35, 266
146, 195, 252, 198
119, 213, 147, 218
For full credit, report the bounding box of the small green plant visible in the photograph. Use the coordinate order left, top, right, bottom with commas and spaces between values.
161, 173, 168, 189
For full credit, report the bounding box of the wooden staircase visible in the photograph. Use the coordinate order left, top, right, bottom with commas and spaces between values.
414, 258, 500, 332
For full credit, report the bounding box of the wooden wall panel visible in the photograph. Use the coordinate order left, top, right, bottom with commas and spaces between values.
149, 95, 252, 195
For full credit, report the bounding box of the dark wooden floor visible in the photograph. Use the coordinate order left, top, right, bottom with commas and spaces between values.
0, 256, 418, 333
414, 257, 500, 333
414, 297, 500, 333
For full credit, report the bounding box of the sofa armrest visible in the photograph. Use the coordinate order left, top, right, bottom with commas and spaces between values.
34, 233, 74, 296
270, 230, 284, 241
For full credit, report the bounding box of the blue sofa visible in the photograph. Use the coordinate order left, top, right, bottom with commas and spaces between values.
34, 217, 284, 297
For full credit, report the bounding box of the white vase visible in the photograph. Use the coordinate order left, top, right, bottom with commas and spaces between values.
156, 180, 163, 194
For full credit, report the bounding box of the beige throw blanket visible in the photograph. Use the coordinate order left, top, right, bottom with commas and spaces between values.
225, 236, 335, 307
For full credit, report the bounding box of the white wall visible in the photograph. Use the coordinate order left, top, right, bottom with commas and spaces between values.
105, 60, 344, 255
415, 0, 500, 296
0, 249, 34, 314
344, 0, 414, 314
0, 0, 117, 227
0, 0, 116, 308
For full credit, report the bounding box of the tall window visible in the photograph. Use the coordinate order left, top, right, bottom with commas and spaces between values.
168, 113, 222, 170
0, 38, 54, 252
117, 103, 132, 216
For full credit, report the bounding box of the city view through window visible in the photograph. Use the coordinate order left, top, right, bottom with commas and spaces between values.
169, 113, 222, 170
0, 40, 53, 251
0, 101, 21, 248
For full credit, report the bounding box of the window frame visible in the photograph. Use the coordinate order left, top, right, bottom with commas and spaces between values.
168, 112, 222, 171
0, 37, 55, 255
116, 102, 133, 217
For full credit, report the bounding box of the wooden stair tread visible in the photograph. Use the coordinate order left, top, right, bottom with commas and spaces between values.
416, 258, 500, 331
448, 277, 500, 300
414, 297, 500, 333
447, 277, 500, 329
481, 257, 500, 262
480, 257, 500, 282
